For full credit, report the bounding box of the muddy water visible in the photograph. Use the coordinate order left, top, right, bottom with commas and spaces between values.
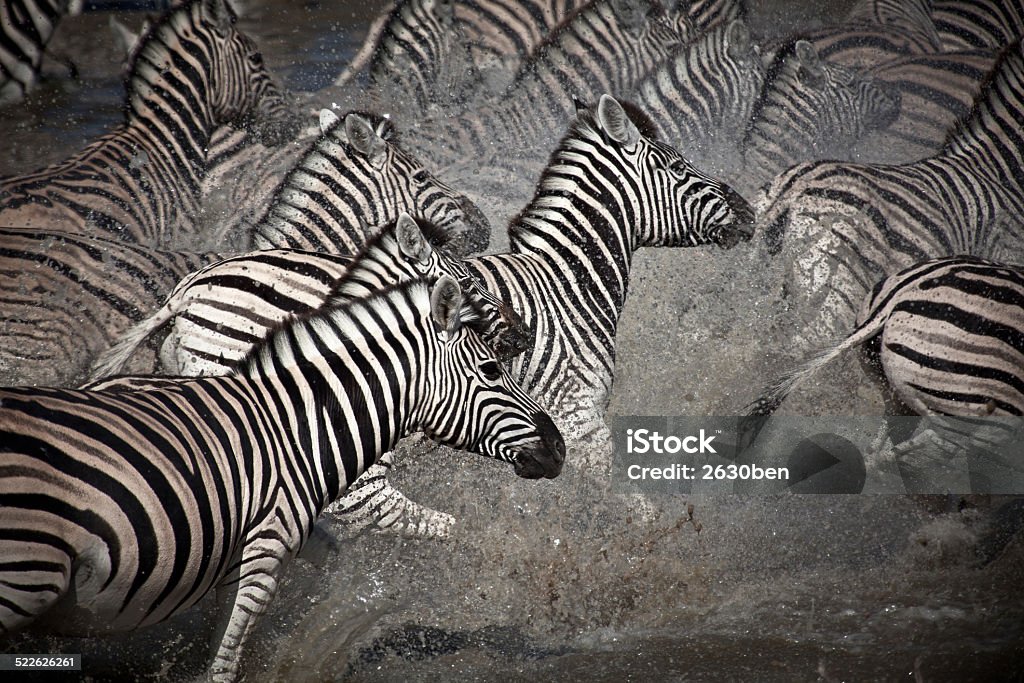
2, 1, 1022, 681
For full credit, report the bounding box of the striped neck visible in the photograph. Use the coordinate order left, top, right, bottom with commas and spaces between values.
944, 42, 1024, 193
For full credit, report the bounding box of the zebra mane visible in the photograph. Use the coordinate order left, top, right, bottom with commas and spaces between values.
123, 0, 236, 116
943, 38, 1024, 153
741, 37, 801, 141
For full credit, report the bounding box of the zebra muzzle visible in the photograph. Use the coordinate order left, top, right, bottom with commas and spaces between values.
713, 187, 756, 249
512, 412, 566, 479
495, 305, 534, 360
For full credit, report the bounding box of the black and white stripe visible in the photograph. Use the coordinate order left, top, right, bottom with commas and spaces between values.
0, 0, 290, 249
0, 276, 564, 681
750, 257, 1024, 419
0, 0, 81, 105
756, 38, 1024, 352
933, 0, 1024, 51
465, 94, 755, 454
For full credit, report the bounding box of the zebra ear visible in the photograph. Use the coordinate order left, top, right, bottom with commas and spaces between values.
344, 113, 388, 169
396, 213, 433, 264
430, 276, 464, 336
795, 40, 825, 84
597, 94, 641, 147
319, 109, 340, 135
726, 20, 752, 61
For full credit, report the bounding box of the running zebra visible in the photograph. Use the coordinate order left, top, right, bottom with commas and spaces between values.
933, 0, 1024, 50
0, 0, 292, 250
750, 257, 1024, 420
756, 38, 1024, 354
632, 19, 765, 173
0, 0, 81, 105
405, 0, 692, 182
466, 94, 754, 460
740, 38, 901, 190
743, 257, 1024, 488
0, 277, 564, 682
0, 107, 487, 387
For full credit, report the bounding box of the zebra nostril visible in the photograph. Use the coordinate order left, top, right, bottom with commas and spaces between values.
533, 411, 566, 469
456, 197, 491, 255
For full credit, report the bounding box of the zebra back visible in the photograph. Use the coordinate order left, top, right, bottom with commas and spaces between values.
0, 227, 220, 387
0, 0, 291, 249
933, 0, 1024, 50
741, 38, 901, 189
89, 214, 526, 379
632, 19, 764, 172
0, 278, 563, 680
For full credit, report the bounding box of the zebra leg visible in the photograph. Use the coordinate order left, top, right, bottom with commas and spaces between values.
326, 451, 455, 541
887, 428, 972, 494
208, 519, 296, 682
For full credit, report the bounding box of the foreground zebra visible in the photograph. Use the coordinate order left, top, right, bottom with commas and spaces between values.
0, 0, 291, 249
0, 277, 564, 682
756, 38, 1024, 353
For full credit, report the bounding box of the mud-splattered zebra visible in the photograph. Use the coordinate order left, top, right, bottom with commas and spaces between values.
0, 0, 291, 249
0, 276, 564, 682
756, 38, 1024, 353
0, 0, 82, 105
933, 0, 1024, 50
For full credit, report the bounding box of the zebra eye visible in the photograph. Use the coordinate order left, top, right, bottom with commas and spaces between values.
668, 159, 690, 175
412, 170, 429, 184
480, 360, 502, 381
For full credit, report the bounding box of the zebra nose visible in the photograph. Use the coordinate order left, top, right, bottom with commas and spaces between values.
714, 186, 756, 249
533, 411, 566, 477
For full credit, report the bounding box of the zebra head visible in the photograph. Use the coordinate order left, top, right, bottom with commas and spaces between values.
773, 40, 902, 147
393, 214, 533, 360
577, 94, 755, 248
125, 0, 293, 147
418, 277, 565, 479
319, 110, 491, 256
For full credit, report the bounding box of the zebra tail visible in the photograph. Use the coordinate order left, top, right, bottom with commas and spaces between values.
333, 3, 397, 87
88, 304, 178, 381
737, 307, 891, 450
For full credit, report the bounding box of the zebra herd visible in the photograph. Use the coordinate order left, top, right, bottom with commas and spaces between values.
1, 0, 1023, 678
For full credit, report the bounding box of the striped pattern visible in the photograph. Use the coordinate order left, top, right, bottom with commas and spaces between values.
0, 228, 219, 386
0, 0, 79, 105
741, 38, 901, 188
860, 49, 997, 163
0, 0, 290, 249
748, 256, 1024, 419
756, 39, 1024, 352
406, 0, 693, 173
0, 278, 564, 681
90, 214, 527, 380
933, 0, 1024, 50
465, 95, 755, 453
632, 19, 765, 169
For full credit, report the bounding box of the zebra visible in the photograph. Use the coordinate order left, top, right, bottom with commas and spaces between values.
742, 257, 1024, 493
933, 0, 1024, 51
755, 38, 1024, 355
404, 0, 693, 189
0, 277, 565, 682
0, 0, 82, 105
463, 94, 755, 463
739, 38, 902, 192
0, 107, 488, 387
87, 213, 527, 541
631, 19, 766, 175
0, 0, 292, 250
857, 49, 997, 164
93, 94, 756, 534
